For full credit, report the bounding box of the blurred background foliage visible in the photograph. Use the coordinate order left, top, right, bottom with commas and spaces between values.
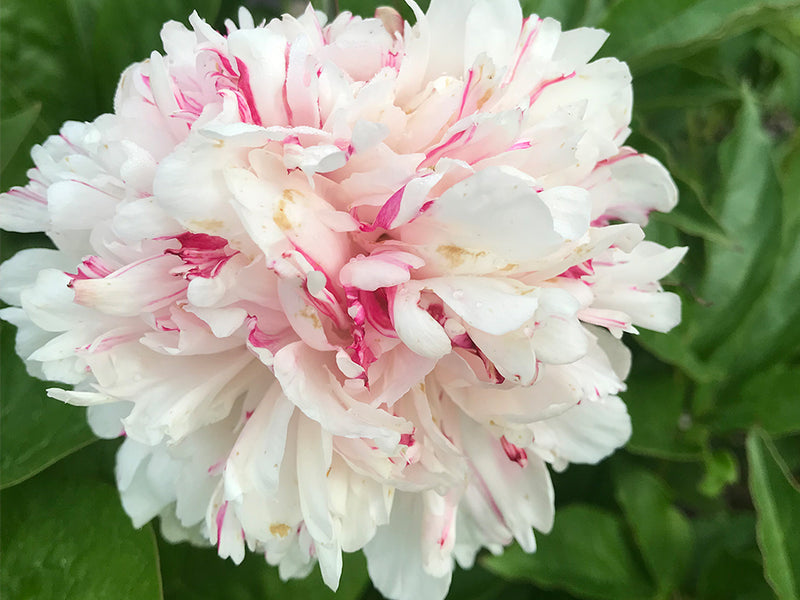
2, 0, 800, 599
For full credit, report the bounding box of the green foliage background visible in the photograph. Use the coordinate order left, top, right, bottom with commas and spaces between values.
2, 0, 800, 598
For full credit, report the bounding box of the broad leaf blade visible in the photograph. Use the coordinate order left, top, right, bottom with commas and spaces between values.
624, 372, 703, 460
599, 0, 800, 72
614, 466, 693, 594
690, 88, 782, 357
712, 367, 800, 436
694, 513, 778, 600
706, 136, 800, 374
482, 505, 654, 600
0, 103, 41, 175
747, 428, 800, 600
159, 537, 368, 600
0, 449, 162, 600
0, 320, 96, 490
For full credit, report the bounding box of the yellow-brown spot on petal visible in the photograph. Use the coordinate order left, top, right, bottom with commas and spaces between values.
270, 523, 291, 538
476, 88, 494, 110
274, 189, 302, 231
188, 219, 224, 233
436, 245, 486, 268
498, 263, 518, 272
437, 244, 467, 267
299, 306, 322, 329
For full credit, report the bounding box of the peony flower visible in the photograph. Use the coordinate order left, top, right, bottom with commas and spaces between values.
0, 1, 686, 598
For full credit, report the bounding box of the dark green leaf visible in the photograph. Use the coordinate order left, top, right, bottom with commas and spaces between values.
337, 0, 380, 17
445, 564, 524, 600
704, 135, 800, 374
0, 448, 162, 600
693, 514, 776, 600
0, 103, 41, 174
614, 466, 693, 594
520, 0, 608, 28
747, 428, 800, 600
690, 88, 782, 357
711, 366, 800, 436
634, 64, 739, 110
599, 0, 800, 72
624, 371, 703, 460
159, 537, 368, 600
1, 0, 103, 124
0, 319, 96, 490
482, 505, 654, 600
634, 329, 722, 384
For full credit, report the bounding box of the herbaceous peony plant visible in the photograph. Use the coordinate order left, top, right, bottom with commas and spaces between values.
0, 1, 685, 599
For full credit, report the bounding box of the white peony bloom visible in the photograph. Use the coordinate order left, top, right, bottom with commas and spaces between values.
0, 2, 686, 598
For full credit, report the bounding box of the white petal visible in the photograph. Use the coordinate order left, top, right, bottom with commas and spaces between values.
224, 386, 294, 499
364, 492, 453, 600
464, 0, 522, 70
422, 166, 562, 263
461, 416, 554, 548
71, 255, 186, 317
0, 248, 70, 306
47, 180, 119, 230
272, 342, 408, 451
532, 395, 631, 467
296, 415, 335, 544
425, 276, 539, 336
538, 186, 591, 242
392, 283, 451, 359
339, 251, 423, 291
552, 28, 609, 69
0, 188, 49, 232
468, 328, 538, 385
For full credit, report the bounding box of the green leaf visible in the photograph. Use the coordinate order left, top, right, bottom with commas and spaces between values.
599, 0, 800, 73
624, 371, 703, 460
698, 448, 739, 498
482, 505, 654, 600
634, 329, 722, 384
159, 537, 368, 600
693, 513, 777, 600
614, 466, 693, 595
520, 0, 608, 28
0, 102, 41, 175
690, 88, 782, 358
445, 564, 524, 600
0, 319, 96, 490
747, 428, 800, 600
634, 64, 739, 110
0, 448, 162, 600
1, 0, 103, 123
0, 0, 99, 187
711, 366, 800, 436
704, 136, 800, 374
336, 0, 380, 17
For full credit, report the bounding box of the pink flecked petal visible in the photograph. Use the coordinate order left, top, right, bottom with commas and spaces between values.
0, 4, 687, 599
